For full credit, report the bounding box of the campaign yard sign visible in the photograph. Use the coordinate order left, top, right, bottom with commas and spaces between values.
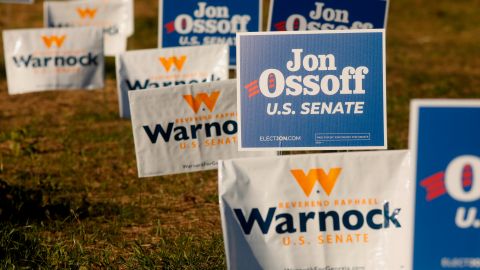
410, 100, 480, 269
2, 27, 104, 95
219, 150, 413, 269
158, 0, 262, 68
116, 44, 229, 118
44, 0, 133, 56
129, 79, 276, 177
66, 0, 135, 37
0, 0, 34, 3
237, 30, 386, 150
268, 0, 388, 32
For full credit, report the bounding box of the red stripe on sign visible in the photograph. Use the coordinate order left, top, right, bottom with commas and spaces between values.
274, 21, 286, 31
420, 165, 475, 202
426, 187, 447, 202
245, 80, 258, 89
426, 179, 445, 191
245, 80, 261, 99
165, 21, 175, 33
463, 165, 473, 189
248, 85, 259, 92
420, 172, 447, 201
420, 172, 444, 187
248, 90, 260, 98
463, 165, 472, 179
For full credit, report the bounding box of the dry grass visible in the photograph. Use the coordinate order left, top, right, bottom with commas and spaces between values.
0, 0, 479, 268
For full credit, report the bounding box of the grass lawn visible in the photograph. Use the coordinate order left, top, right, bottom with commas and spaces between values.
0, 0, 479, 268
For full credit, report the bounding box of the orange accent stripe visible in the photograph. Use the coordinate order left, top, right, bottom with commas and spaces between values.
247, 85, 259, 92
245, 80, 258, 89
248, 91, 260, 97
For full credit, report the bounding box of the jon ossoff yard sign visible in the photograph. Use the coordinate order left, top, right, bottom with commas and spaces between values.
237, 30, 386, 150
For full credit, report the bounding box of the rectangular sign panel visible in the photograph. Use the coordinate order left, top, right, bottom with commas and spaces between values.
129, 79, 276, 177
2, 27, 104, 95
237, 30, 386, 150
44, 0, 133, 55
116, 44, 229, 118
268, 0, 388, 31
410, 100, 480, 269
158, 0, 262, 68
0, 0, 34, 3
66, 0, 134, 37
219, 150, 413, 269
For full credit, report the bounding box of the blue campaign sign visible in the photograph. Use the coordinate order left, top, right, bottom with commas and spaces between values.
410, 100, 480, 269
237, 30, 386, 150
158, 0, 262, 68
268, 0, 388, 32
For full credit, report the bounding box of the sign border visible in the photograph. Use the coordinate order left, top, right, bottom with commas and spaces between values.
158, 0, 264, 70
236, 29, 387, 151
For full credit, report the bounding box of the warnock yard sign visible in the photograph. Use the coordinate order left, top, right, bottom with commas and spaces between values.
158, 0, 262, 68
219, 150, 413, 269
237, 30, 386, 150
129, 79, 275, 177
268, 0, 388, 32
116, 44, 229, 118
2, 27, 104, 94
410, 100, 480, 269
44, 0, 133, 56
0, 0, 33, 3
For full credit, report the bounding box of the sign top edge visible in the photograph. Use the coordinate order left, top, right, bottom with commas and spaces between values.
237, 29, 385, 37
411, 99, 480, 108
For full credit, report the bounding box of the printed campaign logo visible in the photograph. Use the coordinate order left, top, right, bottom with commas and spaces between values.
142, 90, 237, 147
183, 91, 220, 113
159, 0, 262, 67
122, 55, 221, 91
410, 100, 480, 269
116, 45, 228, 118
124, 54, 213, 92
128, 80, 275, 177
12, 33, 99, 70
420, 158, 477, 204
41, 34, 66, 48
3, 27, 104, 94
76, 7, 98, 19
44, 1, 131, 47
232, 165, 403, 248
268, 0, 388, 32
159, 55, 187, 72
291, 168, 342, 196
237, 30, 386, 150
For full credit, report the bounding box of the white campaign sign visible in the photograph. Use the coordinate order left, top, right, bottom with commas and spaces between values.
129, 79, 276, 177
116, 44, 229, 118
67, 0, 134, 37
124, 0, 134, 37
219, 150, 414, 269
0, 0, 34, 3
2, 27, 104, 95
44, 0, 133, 55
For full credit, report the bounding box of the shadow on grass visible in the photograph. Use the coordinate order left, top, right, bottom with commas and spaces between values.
0, 179, 124, 267
0, 179, 66, 267
0, 178, 227, 268
0, 179, 122, 224
0, 224, 48, 268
